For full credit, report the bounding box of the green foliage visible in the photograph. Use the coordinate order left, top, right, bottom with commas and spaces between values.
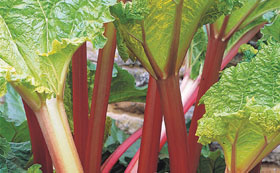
27, 164, 42, 173
109, 65, 147, 103
197, 146, 226, 173
196, 41, 280, 171
103, 120, 140, 166
0, 84, 29, 142
0, 138, 32, 173
239, 44, 258, 62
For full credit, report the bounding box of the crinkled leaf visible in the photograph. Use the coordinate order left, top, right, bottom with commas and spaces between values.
261, 15, 280, 42
111, 0, 217, 78
0, 0, 115, 109
197, 41, 280, 171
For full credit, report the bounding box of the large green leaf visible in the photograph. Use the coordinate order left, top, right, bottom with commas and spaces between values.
111, 0, 219, 79
196, 41, 280, 172
0, 0, 114, 109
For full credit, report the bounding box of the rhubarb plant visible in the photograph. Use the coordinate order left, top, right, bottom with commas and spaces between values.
196, 33, 280, 173
110, 0, 236, 172
0, 0, 114, 172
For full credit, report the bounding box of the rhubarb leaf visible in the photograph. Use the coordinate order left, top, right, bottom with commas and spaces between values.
196, 41, 280, 172
111, 0, 219, 78
0, 0, 114, 109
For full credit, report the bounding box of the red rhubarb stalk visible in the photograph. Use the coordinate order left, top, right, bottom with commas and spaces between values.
72, 43, 89, 166
157, 75, 189, 173
23, 101, 53, 173
138, 76, 162, 173
188, 19, 230, 172
85, 22, 117, 173
101, 128, 142, 173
